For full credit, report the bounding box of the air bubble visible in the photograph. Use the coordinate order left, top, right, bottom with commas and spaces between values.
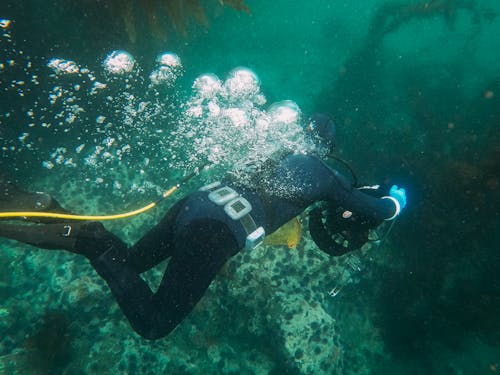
47, 58, 80, 74
42, 161, 54, 170
0, 19, 12, 29
5, 43, 321, 197
75, 144, 85, 153
103, 50, 135, 75
156, 52, 181, 68
223, 67, 261, 100
193, 74, 222, 99
268, 100, 301, 125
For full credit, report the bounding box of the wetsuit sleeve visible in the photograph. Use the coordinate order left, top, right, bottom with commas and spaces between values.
271, 155, 396, 222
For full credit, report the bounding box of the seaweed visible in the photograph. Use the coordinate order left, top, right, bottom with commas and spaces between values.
22, 310, 74, 374
104, 0, 251, 43
314, 0, 500, 364
318, 0, 497, 117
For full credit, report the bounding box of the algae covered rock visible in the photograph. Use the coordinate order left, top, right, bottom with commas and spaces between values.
266, 293, 343, 374
208, 239, 346, 374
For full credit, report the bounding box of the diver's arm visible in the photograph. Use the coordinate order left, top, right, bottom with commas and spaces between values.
272, 154, 398, 221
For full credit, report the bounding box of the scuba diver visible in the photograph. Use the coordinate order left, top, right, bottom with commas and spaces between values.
0, 114, 407, 340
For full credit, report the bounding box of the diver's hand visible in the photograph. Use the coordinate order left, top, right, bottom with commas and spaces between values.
390, 185, 407, 211
382, 185, 407, 220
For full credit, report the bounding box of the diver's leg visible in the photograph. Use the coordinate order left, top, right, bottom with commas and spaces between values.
0, 192, 190, 273
0, 222, 77, 250
126, 197, 188, 274
91, 220, 238, 339
0, 176, 70, 222
0, 221, 127, 261
0, 176, 183, 272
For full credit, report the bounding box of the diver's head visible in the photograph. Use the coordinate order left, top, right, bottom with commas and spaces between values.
306, 113, 336, 154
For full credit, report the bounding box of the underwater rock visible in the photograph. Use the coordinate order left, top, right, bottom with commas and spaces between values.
211, 239, 346, 374
266, 293, 343, 374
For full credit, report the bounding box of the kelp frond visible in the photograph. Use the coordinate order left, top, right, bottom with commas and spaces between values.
107, 0, 250, 43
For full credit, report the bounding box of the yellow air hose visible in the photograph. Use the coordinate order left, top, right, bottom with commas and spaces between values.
0, 165, 206, 221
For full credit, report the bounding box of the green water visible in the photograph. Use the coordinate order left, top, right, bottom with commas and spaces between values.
1, 1, 499, 374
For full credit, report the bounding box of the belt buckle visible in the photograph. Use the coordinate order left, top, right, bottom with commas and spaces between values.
62, 225, 72, 237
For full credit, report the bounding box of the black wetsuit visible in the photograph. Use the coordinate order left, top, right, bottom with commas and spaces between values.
0, 154, 396, 339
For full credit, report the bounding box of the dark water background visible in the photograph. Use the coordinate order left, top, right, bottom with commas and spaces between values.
1, 0, 499, 374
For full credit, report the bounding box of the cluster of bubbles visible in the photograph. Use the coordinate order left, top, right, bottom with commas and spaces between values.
1, 19, 323, 197
178, 68, 319, 184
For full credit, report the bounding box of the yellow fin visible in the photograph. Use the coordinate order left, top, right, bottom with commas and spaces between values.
264, 217, 302, 249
